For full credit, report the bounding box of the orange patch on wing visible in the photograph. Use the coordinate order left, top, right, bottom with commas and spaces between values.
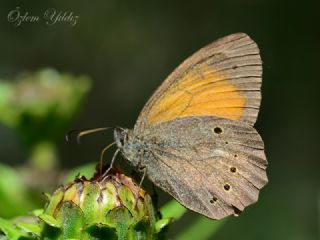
148, 64, 246, 124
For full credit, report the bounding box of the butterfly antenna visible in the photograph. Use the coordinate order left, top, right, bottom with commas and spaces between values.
65, 127, 112, 144
99, 142, 116, 176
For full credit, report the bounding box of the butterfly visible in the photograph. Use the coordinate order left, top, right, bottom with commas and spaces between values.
111, 33, 268, 220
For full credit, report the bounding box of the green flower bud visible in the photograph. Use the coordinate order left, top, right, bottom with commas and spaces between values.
0, 167, 171, 240
42, 168, 159, 239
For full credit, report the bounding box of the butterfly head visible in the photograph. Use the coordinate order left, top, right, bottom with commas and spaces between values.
114, 127, 129, 149
114, 127, 143, 167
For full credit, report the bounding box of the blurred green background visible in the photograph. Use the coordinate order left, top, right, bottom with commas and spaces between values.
0, 0, 318, 239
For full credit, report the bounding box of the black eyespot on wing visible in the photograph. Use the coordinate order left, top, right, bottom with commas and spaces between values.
214, 127, 223, 134
210, 197, 218, 204
224, 184, 230, 191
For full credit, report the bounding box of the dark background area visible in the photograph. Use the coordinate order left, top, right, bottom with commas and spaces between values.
0, 0, 319, 239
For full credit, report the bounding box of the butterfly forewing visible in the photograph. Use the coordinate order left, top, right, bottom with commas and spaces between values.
135, 33, 262, 133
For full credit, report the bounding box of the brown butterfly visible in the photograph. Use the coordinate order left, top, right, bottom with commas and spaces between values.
109, 33, 268, 220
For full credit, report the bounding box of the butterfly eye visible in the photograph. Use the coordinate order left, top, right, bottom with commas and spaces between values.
119, 137, 124, 146
138, 165, 146, 172
118, 134, 126, 147
114, 127, 127, 148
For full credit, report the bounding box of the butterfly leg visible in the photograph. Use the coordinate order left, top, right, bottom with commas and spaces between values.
133, 166, 147, 207
98, 142, 116, 176
138, 166, 147, 189
101, 148, 120, 178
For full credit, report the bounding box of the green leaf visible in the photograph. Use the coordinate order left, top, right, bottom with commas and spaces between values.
105, 207, 133, 240
14, 221, 41, 236
57, 201, 84, 239
32, 209, 44, 217
79, 182, 101, 225
118, 185, 137, 217
43, 188, 64, 216
160, 200, 187, 220
0, 164, 36, 217
0, 217, 28, 240
175, 216, 226, 240
38, 214, 61, 228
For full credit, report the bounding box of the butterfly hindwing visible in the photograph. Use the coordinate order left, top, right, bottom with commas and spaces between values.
140, 116, 267, 219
